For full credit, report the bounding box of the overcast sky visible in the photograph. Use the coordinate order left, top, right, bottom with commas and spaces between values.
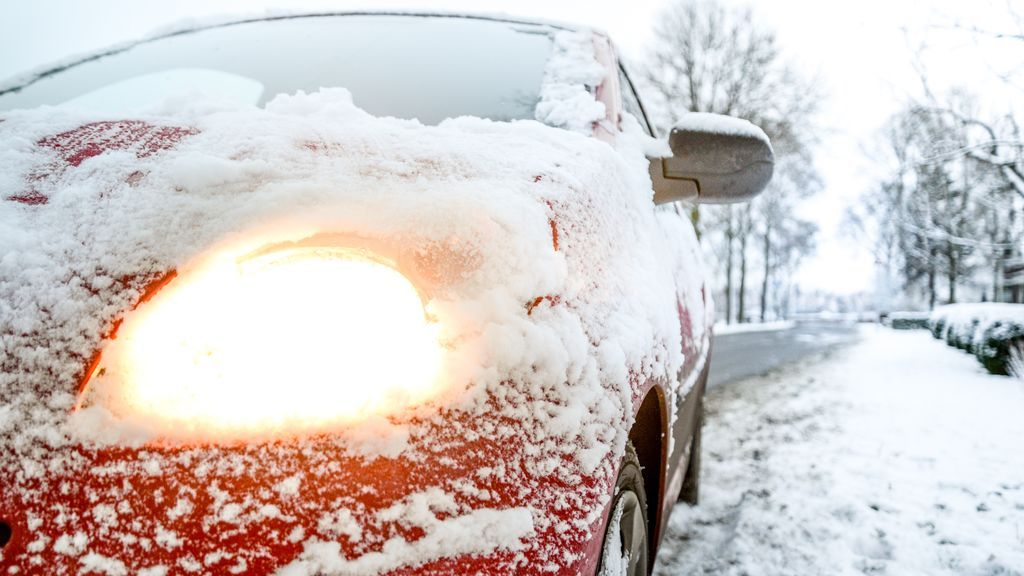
2, 0, 1019, 295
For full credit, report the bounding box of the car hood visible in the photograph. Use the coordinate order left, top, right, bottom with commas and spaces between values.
0, 90, 700, 574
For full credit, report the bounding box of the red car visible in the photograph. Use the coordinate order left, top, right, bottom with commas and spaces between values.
0, 13, 772, 576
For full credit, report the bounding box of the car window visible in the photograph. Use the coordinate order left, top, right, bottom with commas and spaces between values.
0, 15, 554, 125
618, 66, 654, 136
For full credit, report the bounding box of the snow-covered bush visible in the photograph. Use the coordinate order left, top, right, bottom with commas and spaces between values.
976, 320, 1024, 376
929, 304, 1024, 375
953, 318, 980, 351
1010, 344, 1024, 381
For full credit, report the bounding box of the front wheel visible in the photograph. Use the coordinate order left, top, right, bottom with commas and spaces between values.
597, 442, 649, 576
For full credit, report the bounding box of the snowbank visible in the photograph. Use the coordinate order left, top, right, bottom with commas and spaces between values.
0, 30, 709, 574
886, 311, 929, 320
713, 320, 794, 336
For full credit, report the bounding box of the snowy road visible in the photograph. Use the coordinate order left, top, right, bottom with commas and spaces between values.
709, 319, 861, 388
656, 326, 1024, 575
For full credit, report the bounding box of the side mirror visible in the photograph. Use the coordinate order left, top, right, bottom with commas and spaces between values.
650, 113, 774, 205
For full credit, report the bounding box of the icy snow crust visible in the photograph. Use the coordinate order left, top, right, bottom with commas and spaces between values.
0, 60, 707, 576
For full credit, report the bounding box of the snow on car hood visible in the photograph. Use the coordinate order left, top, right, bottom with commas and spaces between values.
0, 88, 703, 573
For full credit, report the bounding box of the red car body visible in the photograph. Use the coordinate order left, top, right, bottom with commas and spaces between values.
0, 13, 711, 575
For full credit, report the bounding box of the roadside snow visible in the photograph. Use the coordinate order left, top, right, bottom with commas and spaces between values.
656, 325, 1024, 575
713, 320, 794, 335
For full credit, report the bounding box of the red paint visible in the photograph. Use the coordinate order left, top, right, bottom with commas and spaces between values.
1, 414, 611, 575
542, 199, 561, 252
38, 120, 197, 167
526, 294, 562, 316
6, 121, 196, 205
4, 191, 49, 205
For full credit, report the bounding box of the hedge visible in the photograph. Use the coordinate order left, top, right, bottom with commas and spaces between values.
976, 320, 1024, 376
929, 304, 1024, 376
886, 312, 930, 330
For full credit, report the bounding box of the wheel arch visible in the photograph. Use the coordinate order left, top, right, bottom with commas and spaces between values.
627, 385, 667, 565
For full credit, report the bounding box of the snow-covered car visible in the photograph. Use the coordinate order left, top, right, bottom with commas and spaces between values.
0, 12, 772, 576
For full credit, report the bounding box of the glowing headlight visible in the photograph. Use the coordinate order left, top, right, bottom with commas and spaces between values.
81, 244, 443, 440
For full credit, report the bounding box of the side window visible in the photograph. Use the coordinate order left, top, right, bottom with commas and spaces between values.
618, 67, 654, 137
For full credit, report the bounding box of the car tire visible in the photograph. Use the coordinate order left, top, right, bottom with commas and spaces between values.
597, 441, 649, 576
678, 400, 703, 505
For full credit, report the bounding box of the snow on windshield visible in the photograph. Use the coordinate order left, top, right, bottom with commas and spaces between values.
0, 14, 554, 125
0, 30, 708, 575
535, 31, 608, 134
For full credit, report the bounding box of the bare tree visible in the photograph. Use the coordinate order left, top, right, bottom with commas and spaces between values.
850, 96, 1023, 308
756, 150, 821, 320
943, 1, 1024, 91
640, 0, 822, 322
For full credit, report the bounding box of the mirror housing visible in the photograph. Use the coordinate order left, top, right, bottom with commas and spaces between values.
650, 113, 774, 205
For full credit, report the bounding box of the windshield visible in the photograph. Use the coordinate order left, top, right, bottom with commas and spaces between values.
0, 15, 555, 124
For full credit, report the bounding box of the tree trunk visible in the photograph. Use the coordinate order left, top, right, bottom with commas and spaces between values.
760, 224, 771, 322
738, 224, 748, 324
947, 248, 957, 304
725, 207, 734, 324
994, 250, 1002, 303
928, 246, 937, 310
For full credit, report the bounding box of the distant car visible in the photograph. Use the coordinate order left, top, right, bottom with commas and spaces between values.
0, 13, 771, 576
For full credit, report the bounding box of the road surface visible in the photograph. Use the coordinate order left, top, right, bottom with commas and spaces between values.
707, 320, 862, 388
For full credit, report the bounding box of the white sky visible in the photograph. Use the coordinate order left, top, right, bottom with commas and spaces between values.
1, 0, 1018, 295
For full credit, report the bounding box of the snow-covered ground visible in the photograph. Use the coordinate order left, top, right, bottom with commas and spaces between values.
656, 325, 1024, 575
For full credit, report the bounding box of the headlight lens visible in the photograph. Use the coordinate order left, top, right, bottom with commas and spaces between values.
81, 244, 443, 441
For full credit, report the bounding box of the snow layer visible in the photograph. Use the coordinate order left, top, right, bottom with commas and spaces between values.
656, 326, 1024, 575
0, 31, 708, 574
886, 311, 929, 321
931, 302, 1024, 343
597, 497, 628, 576
278, 490, 534, 575
674, 112, 771, 145
713, 320, 794, 335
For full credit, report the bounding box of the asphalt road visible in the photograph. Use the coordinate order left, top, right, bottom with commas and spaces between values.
707, 320, 862, 388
